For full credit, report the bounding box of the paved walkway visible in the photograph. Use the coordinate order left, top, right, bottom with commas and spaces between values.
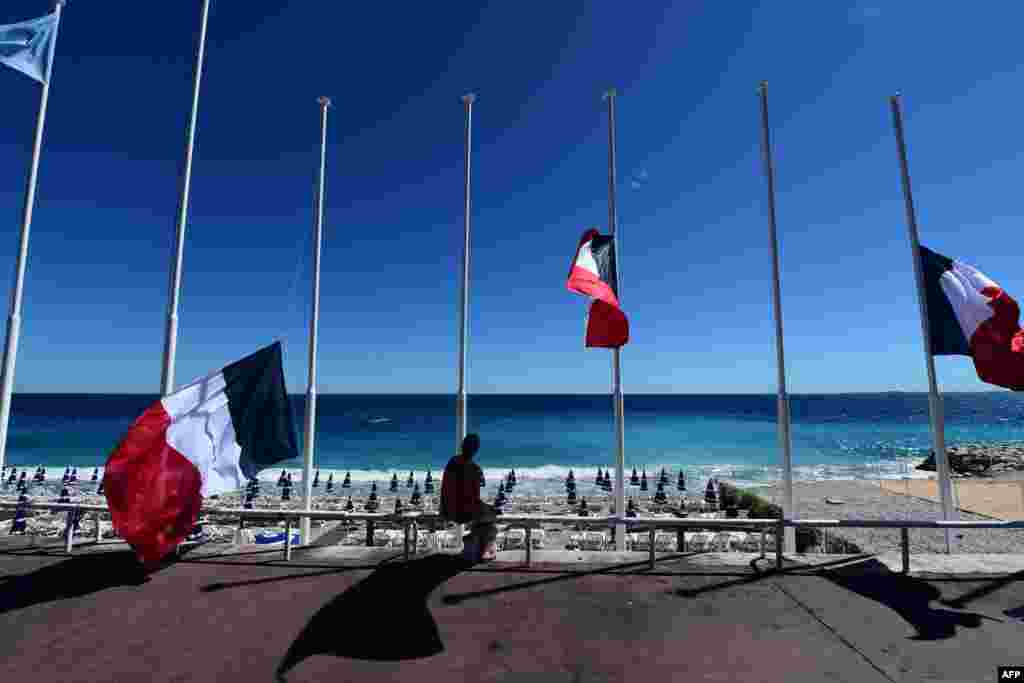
2, 539, 1023, 682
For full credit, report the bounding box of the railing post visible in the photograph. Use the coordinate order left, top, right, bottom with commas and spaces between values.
648, 527, 656, 570
775, 518, 784, 570
901, 527, 910, 574
761, 525, 766, 559
677, 528, 685, 553
403, 521, 410, 561
284, 518, 293, 561
525, 526, 532, 566
94, 511, 102, 543
366, 520, 374, 547
412, 521, 419, 556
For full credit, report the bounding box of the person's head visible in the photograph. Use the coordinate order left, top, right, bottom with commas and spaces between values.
461, 433, 481, 459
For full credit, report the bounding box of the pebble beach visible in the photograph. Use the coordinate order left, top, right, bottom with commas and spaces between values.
8, 441, 1024, 556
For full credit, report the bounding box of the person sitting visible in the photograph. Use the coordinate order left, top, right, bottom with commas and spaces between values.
440, 433, 498, 563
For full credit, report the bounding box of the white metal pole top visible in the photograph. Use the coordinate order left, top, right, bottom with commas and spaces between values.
318, 96, 331, 108
462, 93, 476, 105
603, 88, 617, 100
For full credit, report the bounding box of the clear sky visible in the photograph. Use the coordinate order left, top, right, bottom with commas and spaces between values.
1, 1, 1022, 394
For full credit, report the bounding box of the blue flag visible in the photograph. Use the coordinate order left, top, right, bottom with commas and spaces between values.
0, 12, 59, 84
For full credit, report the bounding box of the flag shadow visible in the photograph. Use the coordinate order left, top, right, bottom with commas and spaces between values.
819, 558, 999, 641
275, 553, 470, 679
0, 549, 156, 616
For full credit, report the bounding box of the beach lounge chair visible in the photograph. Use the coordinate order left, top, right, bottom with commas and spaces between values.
632, 532, 651, 552
738, 533, 760, 552
581, 531, 607, 551
710, 532, 732, 552
372, 529, 392, 547
530, 528, 546, 549
689, 532, 711, 552
435, 529, 462, 551
504, 528, 527, 550
654, 532, 676, 553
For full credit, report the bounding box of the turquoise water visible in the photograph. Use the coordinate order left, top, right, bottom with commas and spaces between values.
2, 393, 1024, 496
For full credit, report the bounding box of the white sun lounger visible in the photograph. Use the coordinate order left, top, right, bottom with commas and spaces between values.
581, 531, 607, 551
504, 528, 527, 550
654, 532, 676, 552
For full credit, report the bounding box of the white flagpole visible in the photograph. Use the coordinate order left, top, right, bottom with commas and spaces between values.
604, 89, 627, 551
160, 0, 211, 396
0, 1, 65, 474
456, 94, 475, 451
301, 96, 330, 546
758, 82, 796, 553
890, 93, 956, 553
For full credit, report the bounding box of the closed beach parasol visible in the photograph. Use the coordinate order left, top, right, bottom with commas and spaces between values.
704, 478, 718, 507
630, 467, 639, 486
677, 471, 686, 492
389, 473, 399, 492
312, 470, 320, 488
640, 470, 648, 492
344, 497, 354, 512
342, 471, 351, 489
277, 470, 287, 487
326, 473, 334, 492
406, 471, 414, 488
69, 467, 77, 483
90, 467, 98, 483
654, 481, 667, 505
411, 483, 422, 507
424, 470, 434, 494
10, 493, 29, 534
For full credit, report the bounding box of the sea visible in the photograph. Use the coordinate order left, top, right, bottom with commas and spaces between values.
3, 392, 1024, 498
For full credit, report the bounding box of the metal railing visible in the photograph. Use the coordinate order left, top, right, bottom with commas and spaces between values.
4, 501, 1022, 573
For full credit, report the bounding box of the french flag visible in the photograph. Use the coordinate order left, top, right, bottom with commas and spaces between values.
567, 228, 629, 348
104, 342, 299, 565
921, 246, 1024, 390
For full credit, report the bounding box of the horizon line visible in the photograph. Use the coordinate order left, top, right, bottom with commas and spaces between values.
5, 390, 1011, 397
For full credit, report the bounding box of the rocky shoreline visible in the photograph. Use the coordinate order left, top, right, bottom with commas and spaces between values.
916, 441, 1024, 478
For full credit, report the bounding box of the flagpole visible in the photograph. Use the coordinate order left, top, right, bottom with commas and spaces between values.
301, 96, 330, 546
604, 89, 627, 552
456, 94, 474, 451
890, 93, 955, 554
758, 82, 796, 553
160, 0, 211, 396
0, 0, 65, 474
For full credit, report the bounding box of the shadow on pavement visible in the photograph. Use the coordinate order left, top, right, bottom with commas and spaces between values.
819, 558, 997, 640
672, 554, 875, 598
0, 550, 156, 615
439, 556, 681, 606
940, 569, 1024, 609
276, 553, 470, 678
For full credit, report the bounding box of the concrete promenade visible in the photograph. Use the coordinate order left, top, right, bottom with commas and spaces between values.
2, 537, 1024, 682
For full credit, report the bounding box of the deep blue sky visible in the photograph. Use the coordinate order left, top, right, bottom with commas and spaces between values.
1, 1, 1022, 394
